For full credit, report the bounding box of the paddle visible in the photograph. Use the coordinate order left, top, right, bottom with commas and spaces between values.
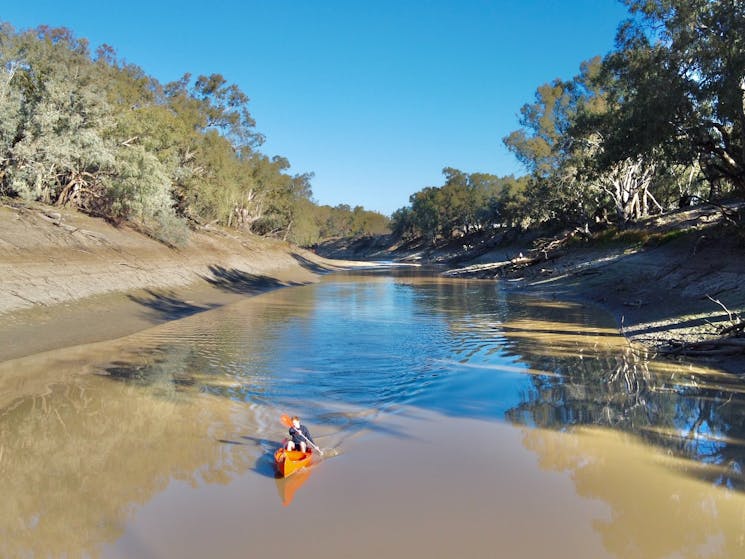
280, 414, 324, 456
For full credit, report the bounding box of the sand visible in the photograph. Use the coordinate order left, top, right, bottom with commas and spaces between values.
436, 207, 745, 375
2, 200, 743, 374
0, 200, 371, 361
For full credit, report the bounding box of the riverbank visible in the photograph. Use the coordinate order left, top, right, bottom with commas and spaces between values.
3, 200, 744, 373
0, 200, 371, 361
319, 205, 745, 374
452, 208, 745, 374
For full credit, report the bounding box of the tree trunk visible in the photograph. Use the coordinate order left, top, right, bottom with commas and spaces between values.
601, 156, 655, 223
739, 76, 745, 176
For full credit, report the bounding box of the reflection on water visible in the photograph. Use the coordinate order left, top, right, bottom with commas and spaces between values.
2, 267, 745, 558
0, 375, 254, 558
499, 298, 745, 491
275, 467, 313, 506
519, 424, 745, 559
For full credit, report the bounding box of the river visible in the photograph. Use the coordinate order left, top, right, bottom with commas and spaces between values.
2, 267, 744, 558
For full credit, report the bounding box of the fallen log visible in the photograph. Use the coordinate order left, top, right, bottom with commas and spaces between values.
660, 336, 745, 357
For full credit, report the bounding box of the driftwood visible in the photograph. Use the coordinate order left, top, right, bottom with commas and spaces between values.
661, 337, 745, 357
720, 322, 745, 336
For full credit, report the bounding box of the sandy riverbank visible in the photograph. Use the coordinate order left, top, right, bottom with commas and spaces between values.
0, 200, 372, 361
3, 200, 744, 374
317, 205, 745, 374
443, 207, 745, 374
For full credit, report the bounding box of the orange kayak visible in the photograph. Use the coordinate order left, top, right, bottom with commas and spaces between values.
274, 446, 313, 478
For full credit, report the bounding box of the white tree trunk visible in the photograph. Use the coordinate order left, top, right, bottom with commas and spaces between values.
601, 157, 656, 222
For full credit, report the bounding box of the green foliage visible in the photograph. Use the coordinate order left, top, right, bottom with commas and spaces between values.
591, 226, 692, 248
502, 0, 745, 232
0, 21, 383, 246
0, 24, 22, 182
0, 23, 183, 238
4, 26, 116, 207
503, 79, 574, 179
390, 207, 415, 239
392, 169, 527, 244
302, 203, 389, 246
601, 0, 745, 195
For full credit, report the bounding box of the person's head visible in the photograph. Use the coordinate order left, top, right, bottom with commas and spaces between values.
291, 416, 300, 428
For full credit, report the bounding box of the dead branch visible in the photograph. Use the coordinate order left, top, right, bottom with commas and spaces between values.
705, 294, 744, 337
706, 294, 737, 323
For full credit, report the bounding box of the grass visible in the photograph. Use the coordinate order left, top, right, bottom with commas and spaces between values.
590, 226, 692, 248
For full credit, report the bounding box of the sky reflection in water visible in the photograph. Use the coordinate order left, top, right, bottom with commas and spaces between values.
96, 268, 745, 490
3, 268, 745, 558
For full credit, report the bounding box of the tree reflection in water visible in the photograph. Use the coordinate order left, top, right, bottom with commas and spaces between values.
500, 297, 745, 491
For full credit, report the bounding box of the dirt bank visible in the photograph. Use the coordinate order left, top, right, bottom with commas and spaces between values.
0, 200, 370, 361
3, 200, 743, 374
317, 205, 745, 373
444, 206, 745, 374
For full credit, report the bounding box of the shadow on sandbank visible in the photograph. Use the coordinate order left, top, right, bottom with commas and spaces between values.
201, 265, 303, 295
290, 252, 339, 274
127, 289, 218, 321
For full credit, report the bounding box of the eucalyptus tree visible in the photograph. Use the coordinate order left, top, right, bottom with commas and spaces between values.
0, 24, 184, 241
390, 206, 415, 240
469, 173, 529, 230
505, 54, 672, 226
389, 170, 527, 243
504, 58, 612, 227
602, 0, 745, 200
0, 22, 392, 246
503, 77, 574, 180
3, 26, 117, 209
0, 22, 22, 188
409, 187, 442, 243
296, 203, 389, 244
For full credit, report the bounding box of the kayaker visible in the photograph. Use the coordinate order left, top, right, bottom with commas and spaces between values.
287, 416, 316, 453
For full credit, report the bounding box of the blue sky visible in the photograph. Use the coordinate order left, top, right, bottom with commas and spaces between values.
5, 1, 629, 215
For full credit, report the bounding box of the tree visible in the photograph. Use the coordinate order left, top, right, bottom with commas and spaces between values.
0, 22, 23, 189
409, 186, 443, 243
503, 78, 575, 179
0, 21, 385, 246
504, 54, 673, 226
604, 0, 745, 198
4, 26, 116, 209
504, 58, 614, 226
391, 170, 528, 243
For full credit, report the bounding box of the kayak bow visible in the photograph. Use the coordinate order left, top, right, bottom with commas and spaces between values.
274, 445, 313, 478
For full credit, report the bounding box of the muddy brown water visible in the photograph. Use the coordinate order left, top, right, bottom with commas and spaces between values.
2, 268, 745, 558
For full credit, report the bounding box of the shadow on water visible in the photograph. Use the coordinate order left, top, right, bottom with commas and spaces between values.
98, 350, 199, 392
215, 435, 279, 478
127, 289, 218, 321
216, 435, 276, 449
201, 264, 302, 294
255, 450, 279, 478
